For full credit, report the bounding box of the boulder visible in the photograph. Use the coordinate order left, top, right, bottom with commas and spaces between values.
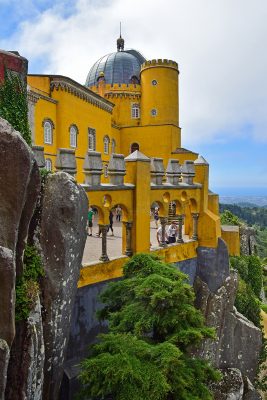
197, 238, 230, 293
39, 172, 88, 400
0, 247, 15, 347
194, 272, 262, 382
210, 368, 244, 400
5, 296, 45, 400
0, 339, 9, 399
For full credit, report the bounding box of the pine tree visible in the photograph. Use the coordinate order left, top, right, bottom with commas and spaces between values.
79, 253, 220, 400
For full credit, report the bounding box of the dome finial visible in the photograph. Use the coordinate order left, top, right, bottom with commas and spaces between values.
117, 22, 124, 51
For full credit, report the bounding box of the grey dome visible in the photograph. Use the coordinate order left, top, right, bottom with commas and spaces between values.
85, 49, 146, 87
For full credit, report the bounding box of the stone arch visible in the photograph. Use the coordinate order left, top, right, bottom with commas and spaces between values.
130, 142, 139, 153
189, 198, 198, 213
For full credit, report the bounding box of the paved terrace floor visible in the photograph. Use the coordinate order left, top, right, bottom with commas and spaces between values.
82, 218, 189, 265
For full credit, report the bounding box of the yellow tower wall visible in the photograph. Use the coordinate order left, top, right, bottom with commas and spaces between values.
140, 59, 180, 148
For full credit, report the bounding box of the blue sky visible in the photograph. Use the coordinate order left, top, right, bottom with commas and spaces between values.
1, 0, 267, 196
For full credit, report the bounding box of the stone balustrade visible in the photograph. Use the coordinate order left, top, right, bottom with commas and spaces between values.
181, 160, 195, 185
83, 151, 103, 186
108, 153, 126, 185
32, 145, 45, 168
166, 159, 181, 185
55, 148, 77, 177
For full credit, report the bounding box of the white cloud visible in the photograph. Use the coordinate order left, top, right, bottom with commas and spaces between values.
1, 0, 267, 148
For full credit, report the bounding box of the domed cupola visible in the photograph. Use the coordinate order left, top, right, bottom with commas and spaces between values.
85, 36, 146, 87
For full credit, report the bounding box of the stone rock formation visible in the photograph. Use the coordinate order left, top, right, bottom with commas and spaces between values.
39, 172, 88, 400
0, 118, 40, 396
194, 239, 262, 399
0, 118, 88, 399
240, 226, 258, 256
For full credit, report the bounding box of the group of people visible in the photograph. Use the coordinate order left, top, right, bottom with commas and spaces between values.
87, 205, 122, 237
156, 221, 179, 245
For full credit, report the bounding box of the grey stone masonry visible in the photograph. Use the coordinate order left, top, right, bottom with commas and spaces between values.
108, 154, 126, 185
151, 157, 165, 185
55, 148, 77, 176
166, 159, 181, 185
83, 151, 103, 186
181, 160, 195, 184
32, 146, 45, 168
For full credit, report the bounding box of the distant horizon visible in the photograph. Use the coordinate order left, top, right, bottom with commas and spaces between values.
212, 187, 267, 197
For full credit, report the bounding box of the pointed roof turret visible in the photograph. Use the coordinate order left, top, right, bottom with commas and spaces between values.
117, 22, 124, 51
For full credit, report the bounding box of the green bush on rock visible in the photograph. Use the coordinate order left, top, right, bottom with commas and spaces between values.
79, 253, 220, 400
15, 245, 44, 321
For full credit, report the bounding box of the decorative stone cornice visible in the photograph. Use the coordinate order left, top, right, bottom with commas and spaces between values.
50, 76, 114, 114
105, 92, 141, 100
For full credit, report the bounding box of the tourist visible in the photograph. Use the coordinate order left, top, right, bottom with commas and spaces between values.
154, 207, 159, 228
167, 221, 178, 243
156, 224, 168, 245
116, 205, 122, 222
87, 206, 94, 236
108, 209, 114, 236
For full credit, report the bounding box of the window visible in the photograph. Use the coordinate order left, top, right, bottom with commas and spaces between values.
151, 108, 157, 116
104, 164, 108, 178
151, 79, 158, 86
43, 119, 54, 144
130, 143, 139, 153
131, 103, 140, 119
88, 128, 96, 151
69, 125, 78, 148
111, 139, 116, 154
103, 135, 110, 154
45, 158, 52, 171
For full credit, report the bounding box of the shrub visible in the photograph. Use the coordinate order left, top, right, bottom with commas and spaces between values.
79, 253, 220, 399
15, 245, 44, 321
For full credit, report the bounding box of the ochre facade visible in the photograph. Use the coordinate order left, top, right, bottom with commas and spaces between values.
25, 39, 240, 272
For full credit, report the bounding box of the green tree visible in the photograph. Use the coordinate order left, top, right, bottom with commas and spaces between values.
0, 70, 32, 146
79, 254, 220, 400
220, 210, 241, 226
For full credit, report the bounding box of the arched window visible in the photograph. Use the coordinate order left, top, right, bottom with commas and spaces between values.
88, 128, 96, 151
111, 139, 116, 154
69, 125, 78, 148
103, 135, 110, 154
43, 119, 54, 144
104, 164, 108, 178
45, 158, 52, 171
131, 103, 140, 119
130, 142, 139, 153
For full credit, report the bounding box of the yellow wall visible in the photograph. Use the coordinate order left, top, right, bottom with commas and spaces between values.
221, 226, 240, 256
27, 53, 235, 268
79, 241, 198, 287
140, 60, 179, 127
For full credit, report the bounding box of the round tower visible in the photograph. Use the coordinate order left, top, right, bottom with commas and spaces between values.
140, 59, 179, 126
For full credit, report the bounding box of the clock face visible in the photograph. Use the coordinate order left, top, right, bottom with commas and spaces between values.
151, 108, 157, 116
151, 79, 158, 86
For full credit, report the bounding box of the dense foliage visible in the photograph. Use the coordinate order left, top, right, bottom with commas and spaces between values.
220, 203, 267, 258
15, 245, 44, 321
79, 254, 220, 400
230, 255, 263, 328
220, 203, 267, 229
220, 210, 241, 226
0, 70, 32, 146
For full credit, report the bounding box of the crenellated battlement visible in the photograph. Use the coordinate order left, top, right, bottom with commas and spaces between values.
141, 59, 178, 71
90, 83, 141, 93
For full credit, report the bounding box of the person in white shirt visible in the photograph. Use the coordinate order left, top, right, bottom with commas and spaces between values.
167, 222, 178, 243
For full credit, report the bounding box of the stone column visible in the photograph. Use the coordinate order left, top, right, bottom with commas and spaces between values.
177, 214, 184, 243
191, 213, 199, 241
99, 224, 109, 262
159, 217, 168, 247
124, 221, 133, 256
